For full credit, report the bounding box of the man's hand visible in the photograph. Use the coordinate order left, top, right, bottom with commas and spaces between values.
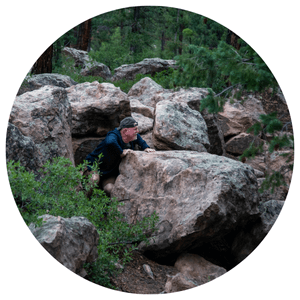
144, 148, 156, 153
120, 149, 133, 158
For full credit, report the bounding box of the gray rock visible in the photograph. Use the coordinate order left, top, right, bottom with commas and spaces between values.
128, 78, 225, 155
139, 131, 155, 150
66, 81, 131, 137
225, 133, 263, 155
153, 100, 210, 152
9, 85, 74, 167
112, 58, 178, 82
174, 253, 226, 285
62, 47, 112, 80
130, 98, 154, 119
29, 215, 99, 277
131, 112, 153, 134
17, 73, 77, 96
128, 77, 167, 108
165, 273, 197, 293
80, 63, 112, 80
218, 98, 266, 137
6, 122, 42, 173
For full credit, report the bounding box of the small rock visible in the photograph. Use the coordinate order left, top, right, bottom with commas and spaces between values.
143, 264, 154, 280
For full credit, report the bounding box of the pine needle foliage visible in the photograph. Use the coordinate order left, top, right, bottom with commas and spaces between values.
238, 113, 294, 195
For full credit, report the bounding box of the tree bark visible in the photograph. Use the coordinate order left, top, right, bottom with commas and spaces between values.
178, 11, 185, 55
31, 44, 53, 74
161, 31, 165, 51
174, 9, 180, 55
226, 29, 241, 50
130, 7, 141, 53
74, 19, 92, 51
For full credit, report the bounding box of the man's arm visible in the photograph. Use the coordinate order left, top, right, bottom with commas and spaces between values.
135, 134, 151, 150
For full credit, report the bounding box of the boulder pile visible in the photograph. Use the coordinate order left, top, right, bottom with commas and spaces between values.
7, 58, 293, 293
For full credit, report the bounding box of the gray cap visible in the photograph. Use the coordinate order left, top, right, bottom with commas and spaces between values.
117, 116, 138, 130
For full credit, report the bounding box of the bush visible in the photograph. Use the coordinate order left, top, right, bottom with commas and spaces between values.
7, 157, 159, 288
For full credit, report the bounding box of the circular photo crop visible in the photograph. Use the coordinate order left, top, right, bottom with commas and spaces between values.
5, 4, 295, 296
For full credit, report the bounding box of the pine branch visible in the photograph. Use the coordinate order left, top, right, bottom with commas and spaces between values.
281, 122, 292, 133
215, 84, 239, 97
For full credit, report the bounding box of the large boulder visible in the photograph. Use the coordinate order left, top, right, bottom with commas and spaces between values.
167, 87, 225, 155
111, 151, 260, 262
153, 100, 210, 152
6, 122, 43, 173
62, 47, 89, 67
128, 78, 225, 155
29, 215, 99, 277
130, 98, 154, 119
128, 77, 167, 108
9, 86, 74, 167
17, 73, 77, 96
62, 47, 112, 80
80, 62, 112, 80
66, 81, 131, 137
111, 58, 178, 82
131, 112, 153, 134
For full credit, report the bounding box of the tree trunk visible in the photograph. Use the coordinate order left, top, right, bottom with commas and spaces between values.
130, 7, 141, 53
31, 44, 53, 74
174, 9, 180, 55
161, 31, 165, 51
226, 29, 241, 50
74, 19, 92, 51
178, 12, 184, 55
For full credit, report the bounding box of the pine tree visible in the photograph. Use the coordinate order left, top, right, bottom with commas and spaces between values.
31, 45, 53, 74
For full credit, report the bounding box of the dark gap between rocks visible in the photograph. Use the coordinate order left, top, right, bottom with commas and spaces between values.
224, 134, 238, 144
142, 231, 240, 272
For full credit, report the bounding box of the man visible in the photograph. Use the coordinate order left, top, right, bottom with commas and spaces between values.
85, 116, 155, 196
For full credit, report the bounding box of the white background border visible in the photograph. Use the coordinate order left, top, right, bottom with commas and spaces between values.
1, 1, 299, 299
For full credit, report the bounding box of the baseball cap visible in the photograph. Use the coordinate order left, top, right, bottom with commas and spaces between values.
117, 117, 138, 130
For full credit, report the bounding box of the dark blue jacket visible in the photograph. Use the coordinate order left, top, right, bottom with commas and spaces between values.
85, 128, 150, 176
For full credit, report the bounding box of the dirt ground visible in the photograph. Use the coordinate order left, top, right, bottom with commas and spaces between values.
109, 250, 178, 294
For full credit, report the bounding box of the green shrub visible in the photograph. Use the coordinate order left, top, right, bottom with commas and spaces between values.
7, 157, 159, 288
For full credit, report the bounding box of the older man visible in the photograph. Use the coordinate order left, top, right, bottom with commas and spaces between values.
85, 116, 155, 195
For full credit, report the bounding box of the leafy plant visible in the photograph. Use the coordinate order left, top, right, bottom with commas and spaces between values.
7, 156, 159, 288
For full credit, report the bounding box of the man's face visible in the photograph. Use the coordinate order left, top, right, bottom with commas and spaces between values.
125, 126, 139, 141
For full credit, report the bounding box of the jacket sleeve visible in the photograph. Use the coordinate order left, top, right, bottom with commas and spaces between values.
106, 133, 124, 156
135, 134, 150, 150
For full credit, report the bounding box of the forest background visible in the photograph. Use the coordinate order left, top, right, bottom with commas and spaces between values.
30, 6, 293, 193
2, 2, 299, 300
